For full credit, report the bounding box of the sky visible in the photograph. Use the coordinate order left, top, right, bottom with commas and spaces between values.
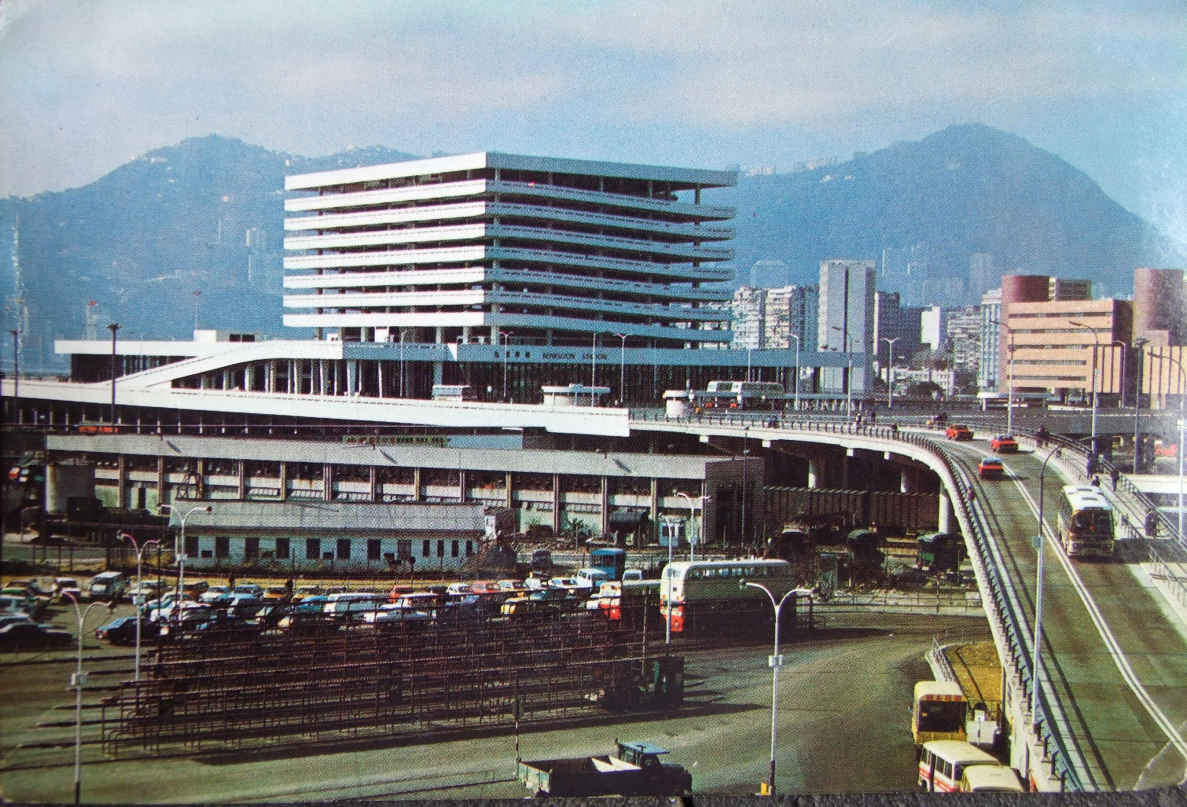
1, 0, 1185, 241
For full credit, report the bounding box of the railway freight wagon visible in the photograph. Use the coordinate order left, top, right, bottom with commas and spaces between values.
658, 558, 812, 636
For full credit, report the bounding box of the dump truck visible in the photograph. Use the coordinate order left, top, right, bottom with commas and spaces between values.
516, 740, 692, 796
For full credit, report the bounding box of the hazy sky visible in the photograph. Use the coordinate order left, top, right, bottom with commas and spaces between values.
1, 0, 1184, 239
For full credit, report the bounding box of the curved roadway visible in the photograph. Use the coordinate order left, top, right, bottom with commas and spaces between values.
942, 437, 1187, 790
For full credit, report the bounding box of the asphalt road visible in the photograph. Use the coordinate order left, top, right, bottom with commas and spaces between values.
942, 438, 1187, 790
0, 611, 979, 802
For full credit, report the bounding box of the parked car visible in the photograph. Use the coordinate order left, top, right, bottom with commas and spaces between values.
292, 584, 323, 601
945, 424, 973, 441
126, 581, 162, 604
231, 583, 264, 599
978, 456, 1005, 480
0, 621, 72, 650
95, 615, 159, 645
989, 434, 1018, 453
262, 586, 290, 601
89, 571, 128, 602
0, 614, 34, 630
200, 585, 233, 605
53, 577, 82, 600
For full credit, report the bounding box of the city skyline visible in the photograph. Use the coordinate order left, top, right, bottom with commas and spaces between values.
1, 0, 1183, 246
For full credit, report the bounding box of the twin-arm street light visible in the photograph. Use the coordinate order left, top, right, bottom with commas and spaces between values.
1030, 446, 1061, 730
120, 532, 160, 682
881, 336, 899, 408
160, 503, 213, 623
61, 591, 114, 806
676, 492, 710, 562
1069, 320, 1101, 453
740, 578, 809, 798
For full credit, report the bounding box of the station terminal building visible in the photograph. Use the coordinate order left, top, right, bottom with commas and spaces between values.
4, 152, 891, 562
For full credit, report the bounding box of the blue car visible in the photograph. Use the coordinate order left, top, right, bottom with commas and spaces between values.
96, 616, 159, 645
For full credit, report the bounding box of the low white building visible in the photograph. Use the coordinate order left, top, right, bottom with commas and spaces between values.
169, 498, 514, 574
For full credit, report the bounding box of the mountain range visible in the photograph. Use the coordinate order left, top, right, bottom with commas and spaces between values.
2, 124, 1183, 371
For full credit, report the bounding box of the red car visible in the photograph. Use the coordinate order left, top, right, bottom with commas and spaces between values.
990, 434, 1018, 453
978, 456, 1005, 479
945, 424, 973, 441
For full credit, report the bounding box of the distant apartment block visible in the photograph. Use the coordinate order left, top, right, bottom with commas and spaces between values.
873, 291, 924, 363
1132, 267, 1186, 347
818, 259, 875, 393
730, 286, 766, 348
763, 284, 818, 351
945, 305, 981, 376
978, 288, 1002, 390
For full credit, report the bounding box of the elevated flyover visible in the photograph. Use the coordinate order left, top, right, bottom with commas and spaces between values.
628, 411, 1187, 792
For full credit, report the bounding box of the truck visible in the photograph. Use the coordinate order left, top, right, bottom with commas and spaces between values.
516, 740, 692, 797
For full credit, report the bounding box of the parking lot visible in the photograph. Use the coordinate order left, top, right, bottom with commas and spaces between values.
0, 586, 986, 801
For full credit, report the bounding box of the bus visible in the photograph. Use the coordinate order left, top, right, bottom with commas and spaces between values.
589, 547, 627, 580
1058, 485, 1115, 559
959, 764, 1024, 793
703, 380, 785, 410
431, 384, 476, 401
658, 558, 804, 634
911, 680, 967, 746
917, 740, 1000, 793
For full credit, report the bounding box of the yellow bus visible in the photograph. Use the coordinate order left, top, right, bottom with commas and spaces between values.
911, 680, 967, 746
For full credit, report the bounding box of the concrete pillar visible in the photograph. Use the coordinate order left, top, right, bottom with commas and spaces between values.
346, 359, 358, 395
458, 469, 467, 502
599, 476, 610, 538
900, 467, 915, 494
505, 471, 513, 508
323, 463, 333, 502
649, 478, 659, 542
841, 450, 851, 489
237, 459, 246, 500
938, 492, 953, 534
279, 462, 288, 501
117, 455, 128, 509
412, 467, 422, 502
369, 466, 378, 502
552, 473, 562, 536
157, 457, 166, 505
807, 457, 822, 489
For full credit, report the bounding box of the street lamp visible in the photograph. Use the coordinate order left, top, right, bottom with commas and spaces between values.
613, 333, 629, 406
881, 337, 899, 409
8, 328, 17, 403
1031, 446, 1061, 729
1069, 320, 1100, 453
676, 492, 709, 563
831, 327, 855, 417
1148, 349, 1185, 541
61, 591, 114, 807
120, 532, 160, 682
788, 333, 800, 411
1133, 338, 1149, 472
160, 503, 213, 624
740, 578, 805, 797
106, 322, 120, 426
985, 317, 1016, 434
660, 516, 681, 645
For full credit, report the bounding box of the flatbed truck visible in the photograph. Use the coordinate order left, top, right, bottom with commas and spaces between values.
516, 740, 692, 796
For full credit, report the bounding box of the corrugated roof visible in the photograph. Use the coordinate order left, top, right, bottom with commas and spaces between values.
171, 499, 490, 536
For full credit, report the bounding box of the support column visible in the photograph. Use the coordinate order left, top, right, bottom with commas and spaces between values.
504, 471, 513, 508
552, 473, 562, 536
323, 463, 333, 502
347, 359, 358, 395
599, 476, 610, 538
412, 468, 422, 502
900, 467, 915, 494
157, 457, 166, 506
938, 492, 953, 534
237, 459, 246, 500
807, 457, 822, 489
649, 478, 659, 542
458, 469, 467, 503
279, 462, 288, 501
369, 466, 378, 502
116, 455, 128, 509
841, 450, 851, 489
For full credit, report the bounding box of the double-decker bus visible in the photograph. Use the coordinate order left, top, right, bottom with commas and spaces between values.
658, 558, 806, 634
1057, 485, 1115, 559
702, 380, 785, 410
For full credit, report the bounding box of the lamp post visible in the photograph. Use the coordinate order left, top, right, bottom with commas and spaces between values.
498, 330, 513, 402
881, 336, 899, 409
8, 328, 17, 403
1031, 446, 1061, 728
161, 503, 212, 626
1149, 349, 1185, 541
789, 333, 800, 411
106, 322, 120, 425
613, 333, 629, 406
1133, 338, 1148, 472
661, 516, 680, 645
676, 492, 709, 563
985, 317, 1016, 434
120, 532, 160, 682
831, 327, 854, 417
1069, 320, 1100, 454
740, 578, 800, 797
61, 591, 113, 807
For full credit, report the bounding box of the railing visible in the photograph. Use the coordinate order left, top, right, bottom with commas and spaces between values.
629, 410, 1091, 790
